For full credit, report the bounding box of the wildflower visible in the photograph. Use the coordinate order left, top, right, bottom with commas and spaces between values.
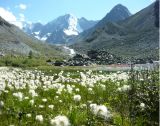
55, 96, 59, 99
99, 71, 102, 73
29, 99, 34, 105
140, 78, 144, 81
42, 98, 47, 103
87, 100, 92, 104
39, 105, 44, 108
66, 85, 73, 94
140, 103, 145, 109
36, 115, 43, 123
100, 84, 106, 90
29, 89, 38, 97
75, 88, 80, 92
48, 105, 54, 110
13, 92, 23, 101
4, 90, 9, 93
24, 97, 29, 100
117, 85, 131, 92
90, 103, 111, 120
96, 105, 111, 119
50, 115, 70, 126
0, 82, 6, 91
73, 95, 81, 102
116, 82, 120, 86
80, 72, 86, 81
59, 100, 62, 103
117, 87, 122, 92
26, 113, 31, 118
88, 88, 93, 93
90, 103, 98, 114
88, 88, 93, 92
0, 101, 4, 108
80, 104, 87, 109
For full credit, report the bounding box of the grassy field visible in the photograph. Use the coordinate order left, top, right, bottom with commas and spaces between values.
0, 66, 159, 126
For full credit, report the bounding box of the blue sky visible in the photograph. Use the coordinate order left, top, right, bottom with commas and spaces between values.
0, 0, 156, 25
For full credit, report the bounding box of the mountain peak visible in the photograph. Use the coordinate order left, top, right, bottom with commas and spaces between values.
114, 4, 126, 8
64, 13, 76, 19
100, 4, 131, 23
23, 14, 98, 44
110, 4, 131, 16
62, 14, 79, 36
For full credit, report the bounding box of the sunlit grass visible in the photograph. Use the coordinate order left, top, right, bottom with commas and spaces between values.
0, 67, 159, 126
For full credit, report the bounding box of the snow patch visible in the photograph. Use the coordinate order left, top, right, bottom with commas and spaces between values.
63, 14, 79, 36
34, 31, 40, 35
41, 36, 47, 41
35, 36, 40, 40
63, 46, 76, 56
47, 33, 51, 36
63, 29, 78, 36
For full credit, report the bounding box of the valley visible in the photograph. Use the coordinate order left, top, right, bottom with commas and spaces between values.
0, 0, 159, 126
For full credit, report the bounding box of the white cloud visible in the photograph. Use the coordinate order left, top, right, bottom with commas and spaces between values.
19, 4, 27, 10
0, 7, 16, 22
12, 21, 23, 29
0, 7, 23, 29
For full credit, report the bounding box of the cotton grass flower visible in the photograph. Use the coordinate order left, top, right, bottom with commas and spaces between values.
13, 92, 23, 101
4, 90, 9, 93
55, 96, 59, 99
29, 89, 38, 97
117, 85, 131, 92
24, 96, 29, 100
100, 84, 106, 90
140, 103, 145, 110
50, 115, 70, 126
59, 100, 62, 103
0, 101, 4, 108
26, 113, 31, 118
75, 88, 80, 92
96, 105, 111, 119
90, 103, 111, 120
0, 82, 6, 91
39, 105, 44, 108
48, 105, 54, 110
80, 72, 87, 81
73, 95, 81, 102
42, 98, 47, 103
36, 115, 43, 123
80, 104, 87, 109
29, 99, 34, 105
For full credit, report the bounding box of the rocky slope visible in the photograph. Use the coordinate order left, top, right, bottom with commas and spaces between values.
71, 2, 159, 60
0, 16, 65, 58
71, 4, 131, 43
54, 50, 124, 66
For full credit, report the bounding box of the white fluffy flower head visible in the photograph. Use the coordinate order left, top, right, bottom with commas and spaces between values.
50, 115, 70, 126
36, 115, 43, 123
73, 94, 81, 102
90, 103, 111, 120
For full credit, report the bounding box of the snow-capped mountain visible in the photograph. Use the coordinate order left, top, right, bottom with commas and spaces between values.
23, 22, 44, 40
63, 14, 81, 35
23, 14, 98, 44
